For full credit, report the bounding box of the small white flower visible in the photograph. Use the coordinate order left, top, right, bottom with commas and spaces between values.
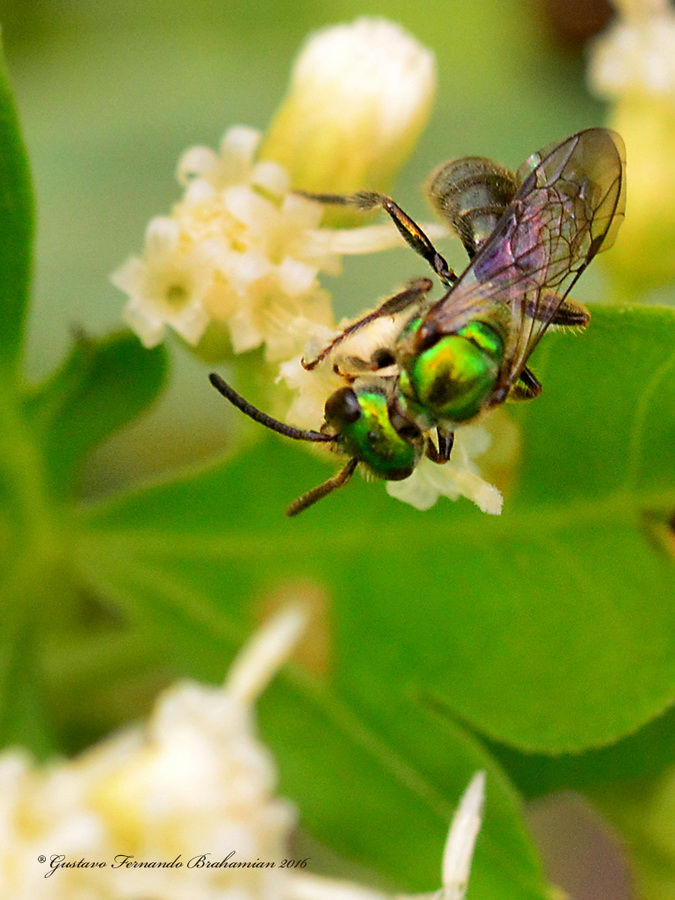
177, 125, 262, 190
112, 216, 213, 348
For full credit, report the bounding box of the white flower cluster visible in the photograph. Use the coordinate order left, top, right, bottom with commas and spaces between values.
0, 609, 485, 900
113, 126, 348, 360
111, 17, 435, 360
0, 608, 304, 900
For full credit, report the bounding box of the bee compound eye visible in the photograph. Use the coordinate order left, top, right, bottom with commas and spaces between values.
324, 387, 361, 426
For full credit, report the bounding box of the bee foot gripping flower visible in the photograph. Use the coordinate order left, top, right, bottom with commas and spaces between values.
279, 329, 504, 516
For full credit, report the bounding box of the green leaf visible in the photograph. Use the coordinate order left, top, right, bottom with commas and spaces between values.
516, 304, 675, 506
0, 38, 34, 380
77, 308, 675, 755
74, 304, 674, 893
488, 705, 675, 800
74, 524, 549, 899
0, 330, 166, 750
260, 681, 550, 899
25, 330, 167, 499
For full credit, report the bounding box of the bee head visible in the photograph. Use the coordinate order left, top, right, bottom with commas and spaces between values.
323, 384, 423, 481
209, 373, 420, 517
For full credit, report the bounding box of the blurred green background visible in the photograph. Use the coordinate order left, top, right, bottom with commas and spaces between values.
2, 0, 610, 494
10, 6, 664, 898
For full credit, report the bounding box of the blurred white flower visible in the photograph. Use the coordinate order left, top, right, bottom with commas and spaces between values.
0, 606, 486, 900
590, 0, 675, 100
440, 771, 486, 900
0, 606, 306, 900
588, 0, 675, 293
287, 772, 486, 900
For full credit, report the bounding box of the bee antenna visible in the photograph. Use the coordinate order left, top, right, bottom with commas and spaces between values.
209, 373, 335, 444
286, 458, 359, 517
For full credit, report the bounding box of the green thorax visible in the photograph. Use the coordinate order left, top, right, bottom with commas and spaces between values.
398, 319, 504, 424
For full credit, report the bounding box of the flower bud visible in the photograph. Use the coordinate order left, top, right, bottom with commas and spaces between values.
261, 18, 436, 217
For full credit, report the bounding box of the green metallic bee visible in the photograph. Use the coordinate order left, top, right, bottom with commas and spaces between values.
210, 127, 626, 515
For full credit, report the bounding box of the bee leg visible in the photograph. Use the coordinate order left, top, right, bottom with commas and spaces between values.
286, 457, 359, 517
426, 427, 455, 463
526, 291, 590, 327
508, 366, 542, 402
297, 189, 457, 287
302, 277, 433, 371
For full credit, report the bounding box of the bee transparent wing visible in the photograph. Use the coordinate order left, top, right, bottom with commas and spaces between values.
496, 127, 626, 391
422, 128, 626, 395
